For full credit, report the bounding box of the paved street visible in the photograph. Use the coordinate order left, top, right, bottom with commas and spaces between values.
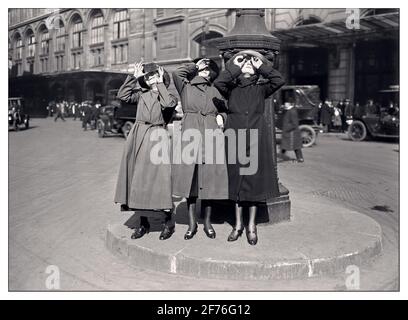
9, 118, 399, 291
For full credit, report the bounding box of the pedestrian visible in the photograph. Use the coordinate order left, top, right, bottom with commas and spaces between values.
343, 99, 354, 131
365, 99, 380, 116
280, 102, 304, 163
337, 100, 347, 132
114, 61, 178, 240
172, 58, 229, 240
214, 50, 285, 246
54, 101, 66, 122
332, 103, 342, 131
320, 99, 332, 132
82, 102, 92, 130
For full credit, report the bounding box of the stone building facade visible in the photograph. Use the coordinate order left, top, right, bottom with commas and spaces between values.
8, 8, 398, 115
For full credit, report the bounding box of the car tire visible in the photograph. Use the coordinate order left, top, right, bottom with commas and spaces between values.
348, 120, 367, 141
97, 120, 105, 138
122, 121, 134, 139
299, 125, 316, 148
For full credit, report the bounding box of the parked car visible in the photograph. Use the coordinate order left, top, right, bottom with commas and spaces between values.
274, 85, 322, 148
97, 100, 136, 138
348, 85, 399, 141
8, 97, 29, 131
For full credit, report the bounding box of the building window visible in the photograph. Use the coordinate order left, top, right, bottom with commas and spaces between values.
40, 57, 48, 73
27, 33, 35, 57
113, 10, 129, 39
15, 38, 23, 60
72, 52, 81, 69
91, 15, 105, 44
56, 55, 65, 71
112, 43, 128, 64
40, 31, 49, 55
56, 24, 66, 51
91, 48, 104, 66
72, 20, 83, 48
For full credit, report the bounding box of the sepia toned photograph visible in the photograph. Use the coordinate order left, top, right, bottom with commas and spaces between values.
8, 7, 399, 292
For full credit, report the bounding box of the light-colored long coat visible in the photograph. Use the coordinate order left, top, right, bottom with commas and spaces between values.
114, 76, 178, 210
171, 63, 229, 199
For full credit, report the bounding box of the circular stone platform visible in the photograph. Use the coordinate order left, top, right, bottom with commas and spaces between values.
106, 199, 382, 280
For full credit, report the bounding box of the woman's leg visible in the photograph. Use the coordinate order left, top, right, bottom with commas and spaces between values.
184, 197, 198, 240
159, 211, 175, 240
227, 202, 244, 241
247, 205, 258, 245
203, 200, 216, 239
131, 215, 150, 239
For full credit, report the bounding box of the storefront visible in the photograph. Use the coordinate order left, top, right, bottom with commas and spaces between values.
274, 11, 399, 104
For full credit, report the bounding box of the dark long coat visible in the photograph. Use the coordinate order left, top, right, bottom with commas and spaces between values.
114, 76, 178, 210
320, 103, 333, 125
214, 61, 285, 202
281, 107, 302, 151
171, 63, 229, 199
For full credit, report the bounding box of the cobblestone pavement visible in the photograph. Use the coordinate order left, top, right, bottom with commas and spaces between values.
9, 118, 399, 291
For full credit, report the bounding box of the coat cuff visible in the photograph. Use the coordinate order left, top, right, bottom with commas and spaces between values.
257, 62, 275, 77
225, 62, 242, 79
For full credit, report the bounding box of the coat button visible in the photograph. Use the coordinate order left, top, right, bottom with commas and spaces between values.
245, 111, 249, 115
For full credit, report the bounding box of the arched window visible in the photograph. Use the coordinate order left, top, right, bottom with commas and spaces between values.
71, 15, 83, 69
55, 20, 66, 51
39, 27, 50, 73
72, 16, 83, 49
112, 9, 129, 64
15, 35, 23, 60
91, 13, 104, 44
40, 30, 49, 55
26, 30, 36, 57
55, 20, 66, 71
90, 10, 105, 67
191, 31, 223, 61
113, 9, 128, 40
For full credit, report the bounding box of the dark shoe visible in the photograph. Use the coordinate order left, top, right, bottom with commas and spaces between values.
297, 158, 304, 163
203, 225, 216, 239
131, 224, 150, 239
227, 227, 244, 242
184, 223, 198, 240
246, 227, 258, 246
159, 225, 175, 240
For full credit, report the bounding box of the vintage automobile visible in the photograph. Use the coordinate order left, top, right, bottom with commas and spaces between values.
97, 100, 136, 138
274, 85, 321, 148
8, 97, 30, 131
348, 85, 399, 141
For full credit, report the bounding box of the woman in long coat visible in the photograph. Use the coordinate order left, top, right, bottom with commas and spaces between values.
114, 62, 178, 240
172, 58, 229, 240
281, 103, 304, 162
214, 51, 285, 245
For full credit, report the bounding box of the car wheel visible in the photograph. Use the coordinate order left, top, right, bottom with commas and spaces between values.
122, 121, 134, 139
348, 120, 367, 141
97, 120, 105, 138
299, 125, 316, 148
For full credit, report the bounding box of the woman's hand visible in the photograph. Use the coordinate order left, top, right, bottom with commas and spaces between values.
216, 114, 224, 129
233, 55, 246, 68
250, 56, 263, 69
157, 66, 165, 83
133, 61, 145, 79
196, 58, 209, 71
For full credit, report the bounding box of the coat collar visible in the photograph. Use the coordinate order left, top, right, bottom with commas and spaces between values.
236, 74, 259, 88
190, 76, 211, 86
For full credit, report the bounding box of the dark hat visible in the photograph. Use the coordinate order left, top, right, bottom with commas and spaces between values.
138, 62, 171, 89
193, 58, 220, 81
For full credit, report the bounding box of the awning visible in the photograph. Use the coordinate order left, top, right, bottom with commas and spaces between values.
273, 12, 399, 46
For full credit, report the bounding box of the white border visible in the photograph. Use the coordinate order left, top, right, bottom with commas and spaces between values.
1, 0, 405, 300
